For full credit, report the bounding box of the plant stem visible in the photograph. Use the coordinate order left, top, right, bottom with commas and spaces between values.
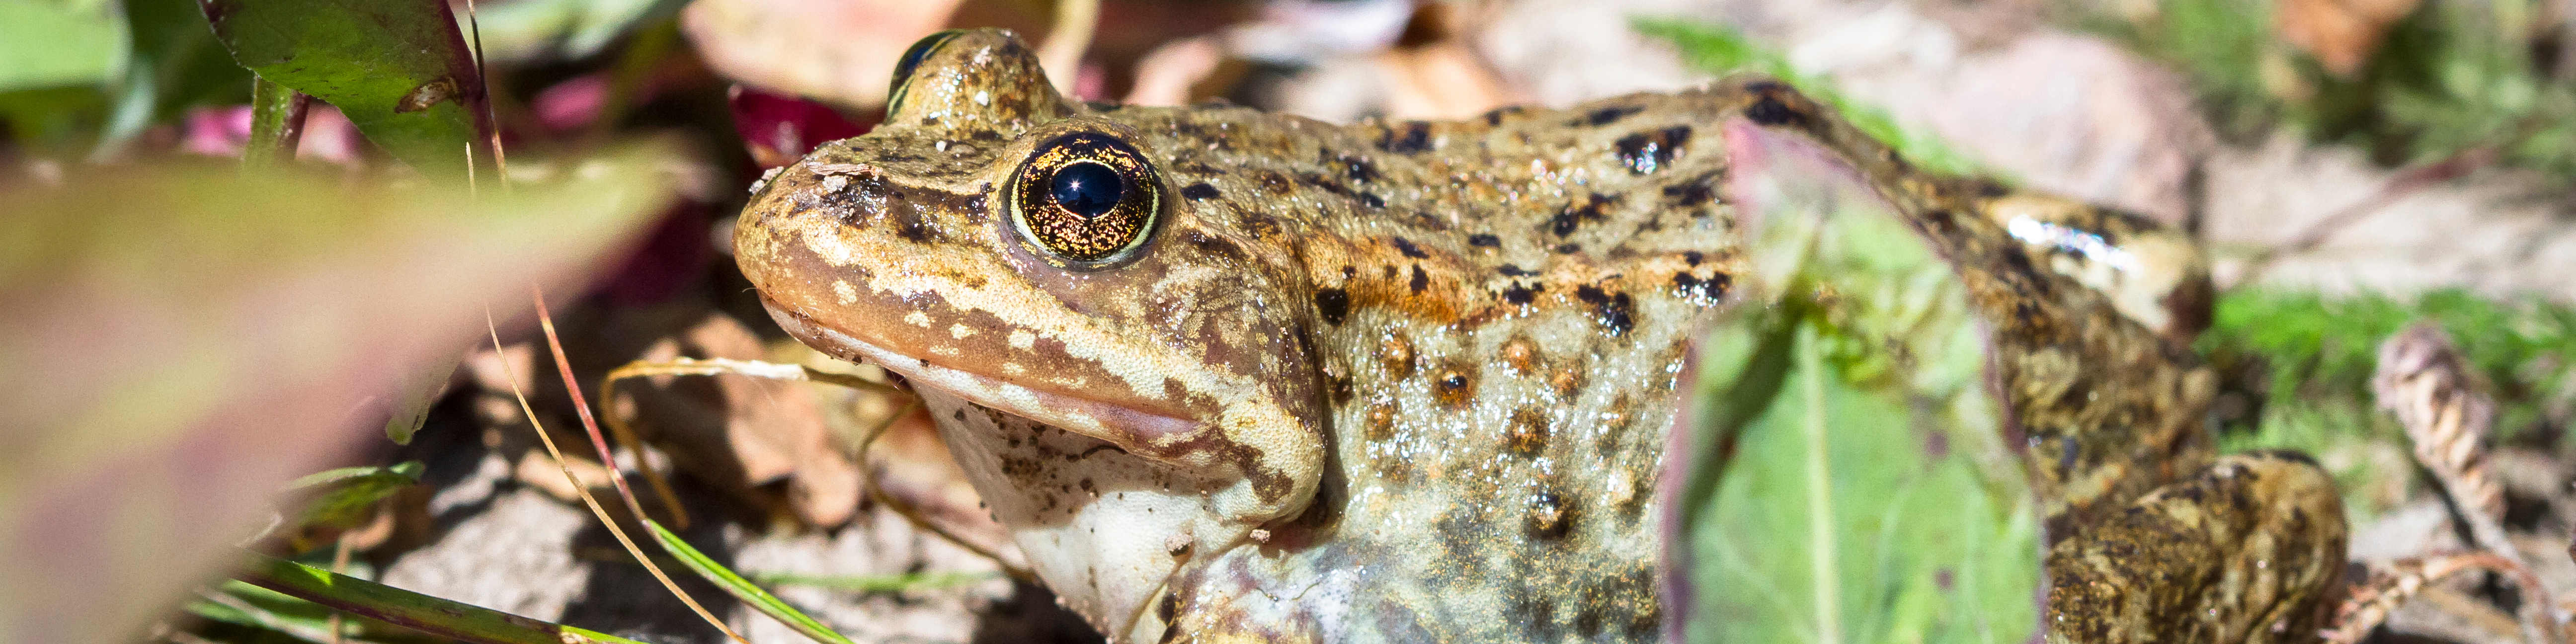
245, 75, 311, 168
236, 554, 647, 644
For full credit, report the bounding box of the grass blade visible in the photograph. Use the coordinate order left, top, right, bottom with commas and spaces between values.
236, 554, 647, 644
644, 519, 856, 644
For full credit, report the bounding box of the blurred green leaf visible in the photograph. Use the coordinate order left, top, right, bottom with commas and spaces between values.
0, 143, 675, 644
0, 0, 127, 92
201, 0, 488, 172
95, 0, 255, 158
468, 0, 687, 63
1670, 142, 2038, 643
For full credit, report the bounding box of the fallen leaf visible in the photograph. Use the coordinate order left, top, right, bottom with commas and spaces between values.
2276, 0, 2426, 77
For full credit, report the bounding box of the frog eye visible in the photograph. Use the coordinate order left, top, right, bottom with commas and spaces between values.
886, 29, 965, 115
1007, 132, 1163, 266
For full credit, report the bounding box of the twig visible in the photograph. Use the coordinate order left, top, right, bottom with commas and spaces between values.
599, 358, 1036, 582
2326, 552, 2547, 643
488, 308, 751, 644
2230, 147, 2495, 290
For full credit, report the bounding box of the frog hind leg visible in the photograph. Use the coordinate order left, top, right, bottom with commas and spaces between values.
2044, 450, 2348, 644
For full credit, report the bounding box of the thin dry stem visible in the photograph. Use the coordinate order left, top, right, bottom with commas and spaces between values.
1038, 0, 1101, 97
2326, 552, 2546, 643
487, 310, 751, 644
602, 357, 1037, 581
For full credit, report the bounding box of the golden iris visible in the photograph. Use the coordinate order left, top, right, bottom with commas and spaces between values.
1009, 132, 1161, 264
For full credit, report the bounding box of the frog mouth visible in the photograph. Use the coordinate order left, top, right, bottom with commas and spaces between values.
759, 301, 1205, 445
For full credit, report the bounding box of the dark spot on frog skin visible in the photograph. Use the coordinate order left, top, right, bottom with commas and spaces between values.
1180, 182, 1220, 200
1614, 126, 1691, 175
1344, 157, 1378, 183
1360, 192, 1386, 209
1528, 489, 1572, 540
1549, 194, 1614, 237
1553, 243, 1582, 254
1497, 264, 1538, 277
1314, 288, 1351, 325
1184, 229, 1243, 260
1389, 237, 1430, 258
2247, 449, 2322, 467
1662, 182, 1716, 208
1157, 592, 1178, 625
1479, 105, 1525, 126
1672, 271, 1729, 301
1409, 265, 1430, 293
1682, 250, 1704, 265
1581, 104, 1644, 126
1501, 282, 1542, 305
1509, 407, 1549, 455
1380, 121, 1434, 153
1468, 234, 1502, 247
1433, 363, 1475, 409
1575, 285, 1636, 335
1328, 374, 1354, 406
1743, 81, 1808, 128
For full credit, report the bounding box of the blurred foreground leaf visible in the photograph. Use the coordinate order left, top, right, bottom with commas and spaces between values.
0, 144, 676, 644
201, 0, 489, 172
0, 0, 126, 92
1665, 123, 2038, 643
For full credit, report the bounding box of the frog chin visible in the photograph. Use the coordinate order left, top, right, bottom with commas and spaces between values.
765, 306, 1252, 642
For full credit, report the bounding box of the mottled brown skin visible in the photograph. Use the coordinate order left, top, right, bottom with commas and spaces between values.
732, 29, 2344, 644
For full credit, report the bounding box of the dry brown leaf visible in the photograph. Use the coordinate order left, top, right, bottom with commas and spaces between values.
1376, 2, 1519, 120
2326, 552, 2540, 643
2276, 0, 2425, 77
615, 312, 861, 527
680, 0, 967, 109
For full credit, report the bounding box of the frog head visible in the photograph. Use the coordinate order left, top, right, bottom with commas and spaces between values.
730, 28, 1328, 638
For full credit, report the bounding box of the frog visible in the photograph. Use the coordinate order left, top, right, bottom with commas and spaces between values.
728, 28, 2348, 644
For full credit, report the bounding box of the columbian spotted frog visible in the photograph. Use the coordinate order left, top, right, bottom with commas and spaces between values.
731, 28, 2348, 644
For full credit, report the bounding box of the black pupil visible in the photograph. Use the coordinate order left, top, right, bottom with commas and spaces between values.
1049, 162, 1124, 219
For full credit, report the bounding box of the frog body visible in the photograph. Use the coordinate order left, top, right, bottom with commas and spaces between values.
731, 29, 2345, 644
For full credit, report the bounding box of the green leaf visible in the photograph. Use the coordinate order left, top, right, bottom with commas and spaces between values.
201, 0, 488, 172
0, 0, 127, 92
288, 462, 425, 531
0, 144, 675, 644
1632, 16, 1986, 176
1671, 162, 2039, 644
467, 0, 688, 63
645, 519, 857, 644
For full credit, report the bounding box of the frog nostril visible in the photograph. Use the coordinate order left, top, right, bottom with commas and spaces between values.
1049, 162, 1124, 219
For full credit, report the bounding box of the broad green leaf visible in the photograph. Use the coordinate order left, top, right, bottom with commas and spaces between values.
646, 519, 856, 644
1669, 129, 2039, 644
0, 0, 126, 92
0, 144, 675, 644
201, 0, 487, 172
